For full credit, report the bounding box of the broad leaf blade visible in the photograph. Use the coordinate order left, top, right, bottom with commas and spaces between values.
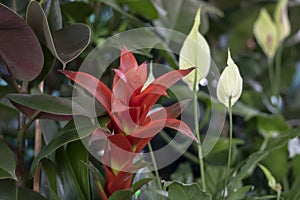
167, 181, 212, 200
0, 3, 43, 81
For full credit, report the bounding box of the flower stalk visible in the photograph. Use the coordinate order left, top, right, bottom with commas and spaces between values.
193, 70, 206, 191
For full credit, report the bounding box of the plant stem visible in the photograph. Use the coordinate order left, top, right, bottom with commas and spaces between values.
193, 71, 206, 191
275, 43, 282, 97
33, 82, 44, 192
267, 58, 275, 96
147, 143, 163, 191
16, 82, 28, 185
223, 96, 233, 199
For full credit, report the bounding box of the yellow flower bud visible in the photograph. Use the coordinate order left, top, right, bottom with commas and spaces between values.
274, 0, 291, 42
253, 9, 279, 60
217, 49, 243, 107
179, 6, 211, 91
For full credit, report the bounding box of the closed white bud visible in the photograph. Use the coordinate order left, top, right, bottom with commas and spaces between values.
217, 49, 243, 107
179, 6, 211, 91
274, 0, 291, 42
253, 9, 279, 60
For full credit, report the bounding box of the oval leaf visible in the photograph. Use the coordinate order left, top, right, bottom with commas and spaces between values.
7, 94, 89, 121
0, 3, 43, 81
26, 1, 90, 67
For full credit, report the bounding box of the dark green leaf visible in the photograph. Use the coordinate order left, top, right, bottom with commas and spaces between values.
229, 127, 300, 189
29, 117, 100, 177
41, 158, 58, 197
204, 165, 226, 195
0, 179, 47, 200
257, 115, 289, 138
132, 178, 153, 194
0, 141, 16, 180
226, 185, 253, 200
167, 181, 212, 200
66, 141, 90, 200
117, 0, 158, 20
56, 147, 86, 200
7, 94, 87, 121
0, 3, 43, 81
99, 0, 145, 27
108, 190, 132, 200
61, 2, 92, 22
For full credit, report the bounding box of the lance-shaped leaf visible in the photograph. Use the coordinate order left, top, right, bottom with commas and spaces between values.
7, 94, 90, 120
26, 1, 90, 67
274, 0, 290, 42
0, 141, 17, 180
217, 49, 243, 107
179, 6, 211, 91
253, 9, 279, 60
0, 3, 43, 81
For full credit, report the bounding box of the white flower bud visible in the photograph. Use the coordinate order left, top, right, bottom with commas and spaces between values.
217, 49, 243, 107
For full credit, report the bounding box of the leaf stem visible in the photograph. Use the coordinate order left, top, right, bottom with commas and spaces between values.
193, 70, 206, 191
147, 143, 163, 192
223, 96, 233, 199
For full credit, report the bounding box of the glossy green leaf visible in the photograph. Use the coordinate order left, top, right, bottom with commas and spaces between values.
117, 0, 158, 20
56, 147, 86, 200
132, 178, 153, 194
0, 3, 44, 81
88, 162, 106, 200
229, 127, 300, 189
7, 94, 88, 120
226, 185, 253, 200
167, 181, 211, 200
0, 179, 47, 200
263, 147, 288, 181
41, 158, 59, 200
40, 119, 58, 144
61, 2, 93, 22
108, 190, 132, 200
0, 141, 16, 180
204, 165, 226, 195
257, 115, 289, 138
99, 0, 145, 27
29, 117, 100, 177
26, 1, 91, 67
66, 141, 90, 200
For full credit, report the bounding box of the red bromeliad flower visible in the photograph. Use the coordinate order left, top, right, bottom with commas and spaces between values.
60, 46, 198, 199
